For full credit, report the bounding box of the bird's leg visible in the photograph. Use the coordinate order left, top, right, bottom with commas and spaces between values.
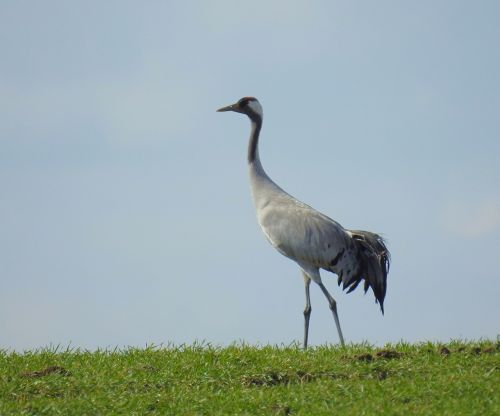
303, 275, 312, 350
318, 282, 345, 347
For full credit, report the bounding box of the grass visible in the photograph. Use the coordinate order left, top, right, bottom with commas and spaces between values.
1, 340, 498, 415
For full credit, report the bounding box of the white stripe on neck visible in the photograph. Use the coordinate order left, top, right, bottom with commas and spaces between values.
247, 100, 263, 118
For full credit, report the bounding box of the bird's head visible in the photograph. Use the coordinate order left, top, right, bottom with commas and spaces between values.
217, 97, 263, 121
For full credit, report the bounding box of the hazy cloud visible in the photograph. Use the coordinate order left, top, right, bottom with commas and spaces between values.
442, 197, 500, 238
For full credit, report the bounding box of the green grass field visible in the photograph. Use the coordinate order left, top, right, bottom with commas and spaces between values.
1, 340, 498, 415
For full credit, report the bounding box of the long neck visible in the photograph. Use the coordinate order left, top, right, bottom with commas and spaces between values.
247, 116, 262, 164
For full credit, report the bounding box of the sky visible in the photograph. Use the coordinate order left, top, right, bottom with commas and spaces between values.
1, 1, 499, 351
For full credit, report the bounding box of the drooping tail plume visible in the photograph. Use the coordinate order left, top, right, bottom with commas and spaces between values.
344, 230, 390, 313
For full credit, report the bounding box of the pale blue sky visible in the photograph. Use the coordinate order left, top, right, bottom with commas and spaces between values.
1, 1, 499, 350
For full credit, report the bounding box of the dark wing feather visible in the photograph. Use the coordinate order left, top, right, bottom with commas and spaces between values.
327, 230, 390, 313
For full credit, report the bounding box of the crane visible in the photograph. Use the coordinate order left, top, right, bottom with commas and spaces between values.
217, 97, 390, 349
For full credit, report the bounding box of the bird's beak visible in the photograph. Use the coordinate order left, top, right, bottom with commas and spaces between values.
217, 103, 238, 112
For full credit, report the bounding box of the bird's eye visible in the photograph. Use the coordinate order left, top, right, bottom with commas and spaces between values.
239, 99, 249, 107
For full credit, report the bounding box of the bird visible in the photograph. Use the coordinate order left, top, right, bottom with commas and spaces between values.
217, 97, 390, 349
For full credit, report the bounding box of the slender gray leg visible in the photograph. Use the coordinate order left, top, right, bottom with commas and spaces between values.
318, 282, 345, 347
303, 276, 312, 350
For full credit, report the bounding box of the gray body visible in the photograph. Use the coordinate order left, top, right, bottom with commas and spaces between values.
218, 97, 390, 348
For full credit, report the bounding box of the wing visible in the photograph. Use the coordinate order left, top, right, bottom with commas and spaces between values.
257, 196, 353, 268
257, 197, 390, 312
